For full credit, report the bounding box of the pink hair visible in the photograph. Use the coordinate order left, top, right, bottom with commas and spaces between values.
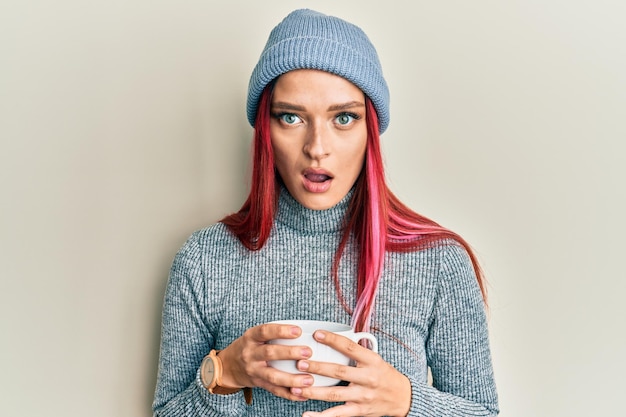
222, 86, 487, 332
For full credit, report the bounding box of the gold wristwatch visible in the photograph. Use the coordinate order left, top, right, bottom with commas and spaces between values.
200, 350, 252, 404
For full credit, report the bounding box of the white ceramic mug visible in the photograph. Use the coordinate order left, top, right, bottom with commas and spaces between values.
267, 319, 378, 386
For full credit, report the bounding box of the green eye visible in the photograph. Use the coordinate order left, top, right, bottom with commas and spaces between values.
280, 113, 301, 124
335, 113, 356, 125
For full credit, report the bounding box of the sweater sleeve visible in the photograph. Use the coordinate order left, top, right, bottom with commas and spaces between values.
152, 231, 248, 417
407, 244, 499, 416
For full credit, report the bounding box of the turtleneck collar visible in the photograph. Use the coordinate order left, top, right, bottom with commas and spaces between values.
275, 186, 353, 234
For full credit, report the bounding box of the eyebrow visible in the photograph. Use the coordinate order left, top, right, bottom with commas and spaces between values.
327, 101, 365, 111
271, 102, 306, 111
271, 101, 365, 112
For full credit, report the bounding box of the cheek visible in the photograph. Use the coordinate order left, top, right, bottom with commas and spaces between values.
351, 152, 366, 177
270, 127, 296, 161
271, 139, 295, 178
351, 136, 367, 169
337, 144, 366, 182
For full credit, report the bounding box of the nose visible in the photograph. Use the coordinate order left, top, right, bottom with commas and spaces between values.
303, 122, 330, 160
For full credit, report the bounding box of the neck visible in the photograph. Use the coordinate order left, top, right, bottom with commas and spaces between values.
275, 186, 352, 234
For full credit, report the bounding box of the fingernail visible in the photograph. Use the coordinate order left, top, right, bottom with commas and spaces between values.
303, 376, 314, 386
301, 348, 311, 357
314, 331, 325, 340
291, 326, 301, 336
297, 360, 310, 371
291, 387, 302, 395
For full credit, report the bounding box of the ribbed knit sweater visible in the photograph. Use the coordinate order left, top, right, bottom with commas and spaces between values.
152, 189, 499, 416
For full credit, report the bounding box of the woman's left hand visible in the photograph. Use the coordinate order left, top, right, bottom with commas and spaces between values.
290, 330, 411, 417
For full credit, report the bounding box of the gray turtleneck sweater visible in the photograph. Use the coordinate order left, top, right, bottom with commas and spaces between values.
152, 189, 499, 416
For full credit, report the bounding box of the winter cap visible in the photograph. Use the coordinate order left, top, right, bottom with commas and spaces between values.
246, 9, 390, 133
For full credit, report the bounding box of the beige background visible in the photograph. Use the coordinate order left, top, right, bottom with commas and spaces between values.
1, 1, 624, 416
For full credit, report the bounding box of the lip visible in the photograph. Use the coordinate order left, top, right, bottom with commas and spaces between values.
302, 168, 333, 193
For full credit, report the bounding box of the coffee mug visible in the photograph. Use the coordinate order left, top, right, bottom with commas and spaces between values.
267, 319, 378, 386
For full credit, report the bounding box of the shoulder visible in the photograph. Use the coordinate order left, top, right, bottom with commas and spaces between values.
170, 223, 243, 276
388, 239, 477, 293
437, 240, 474, 277
389, 238, 471, 270
432, 240, 484, 305
177, 222, 241, 256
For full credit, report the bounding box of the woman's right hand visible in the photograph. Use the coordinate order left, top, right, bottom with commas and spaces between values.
216, 323, 314, 401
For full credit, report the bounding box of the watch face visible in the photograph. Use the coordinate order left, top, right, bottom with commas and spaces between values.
202, 356, 216, 386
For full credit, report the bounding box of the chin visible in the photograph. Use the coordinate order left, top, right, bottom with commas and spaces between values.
298, 194, 340, 211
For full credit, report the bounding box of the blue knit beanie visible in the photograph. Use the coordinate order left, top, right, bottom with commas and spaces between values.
247, 9, 390, 133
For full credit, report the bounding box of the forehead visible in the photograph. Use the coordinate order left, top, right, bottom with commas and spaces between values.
272, 69, 364, 104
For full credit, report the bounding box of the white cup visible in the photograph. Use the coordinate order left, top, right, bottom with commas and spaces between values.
267, 319, 378, 386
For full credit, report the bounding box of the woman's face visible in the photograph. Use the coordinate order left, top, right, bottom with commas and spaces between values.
270, 69, 367, 210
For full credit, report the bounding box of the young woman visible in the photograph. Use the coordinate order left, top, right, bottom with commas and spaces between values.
153, 9, 499, 417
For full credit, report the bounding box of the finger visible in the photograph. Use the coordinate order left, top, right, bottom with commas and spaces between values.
251, 367, 316, 402
292, 384, 349, 404
256, 381, 308, 402
249, 342, 312, 362
313, 330, 377, 363
295, 382, 377, 405
254, 365, 315, 389
247, 323, 302, 342
296, 359, 360, 386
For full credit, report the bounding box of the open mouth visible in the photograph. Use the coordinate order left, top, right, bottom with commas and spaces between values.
304, 173, 332, 183
302, 169, 333, 193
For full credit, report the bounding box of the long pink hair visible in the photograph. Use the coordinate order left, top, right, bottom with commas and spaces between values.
222, 86, 487, 332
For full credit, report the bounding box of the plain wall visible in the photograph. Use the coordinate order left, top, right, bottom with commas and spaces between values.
1, 1, 624, 416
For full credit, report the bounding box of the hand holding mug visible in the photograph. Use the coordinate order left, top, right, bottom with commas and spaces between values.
217, 322, 316, 401
280, 324, 412, 417
267, 320, 378, 386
